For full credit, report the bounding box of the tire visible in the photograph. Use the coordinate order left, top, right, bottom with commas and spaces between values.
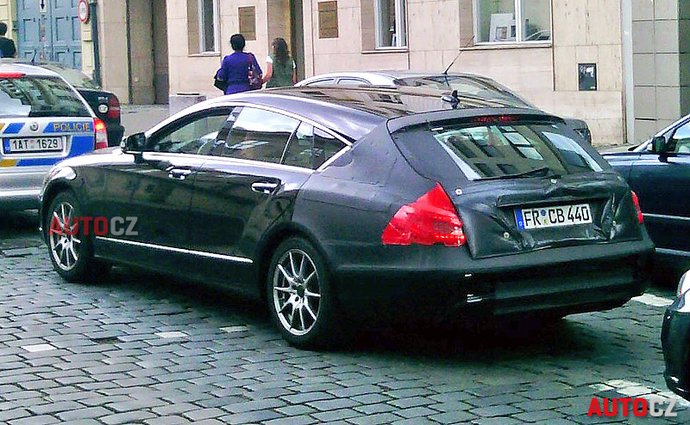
266, 237, 340, 349
45, 191, 110, 283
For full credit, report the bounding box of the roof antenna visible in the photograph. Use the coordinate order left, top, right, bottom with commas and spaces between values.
443, 36, 475, 75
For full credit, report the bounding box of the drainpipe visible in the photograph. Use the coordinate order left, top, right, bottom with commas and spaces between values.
89, 0, 102, 86
125, 0, 133, 104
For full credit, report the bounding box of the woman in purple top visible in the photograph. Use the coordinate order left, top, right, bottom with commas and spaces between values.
217, 34, 263, 95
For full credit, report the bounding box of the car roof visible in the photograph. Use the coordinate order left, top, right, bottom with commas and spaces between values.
298, 71, 496, 85
0, 60, 61, 78
201, 86, 541, 141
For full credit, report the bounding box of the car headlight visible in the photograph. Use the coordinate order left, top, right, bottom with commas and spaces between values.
677, 270, 690, 297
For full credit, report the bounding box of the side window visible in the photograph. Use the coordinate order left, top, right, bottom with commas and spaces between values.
671, 121, 690, 154
148, 108, 231, 155
283, 122, 346, 169
215, 107, 299, 163
304, 78, 335, 86
336, 78, 368, 86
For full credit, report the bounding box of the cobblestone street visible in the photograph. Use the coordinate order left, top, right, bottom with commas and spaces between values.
0, 211, 687, 424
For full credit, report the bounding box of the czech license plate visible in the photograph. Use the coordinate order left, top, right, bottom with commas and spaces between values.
3, 137, 63, 154
515, 204, 592, 230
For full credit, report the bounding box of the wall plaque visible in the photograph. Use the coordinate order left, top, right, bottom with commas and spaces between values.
318, 1, 338, 39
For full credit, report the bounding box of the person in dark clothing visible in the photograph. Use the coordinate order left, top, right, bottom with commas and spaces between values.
0, 23, 16, 58
217, 34, 262, 95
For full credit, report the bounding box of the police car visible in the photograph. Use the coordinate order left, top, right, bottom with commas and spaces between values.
0, 63, 106, 210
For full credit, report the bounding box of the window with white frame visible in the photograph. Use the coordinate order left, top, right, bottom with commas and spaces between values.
474, 0, 551, 44
199, 0, 219, 52
375, 0, 407, 48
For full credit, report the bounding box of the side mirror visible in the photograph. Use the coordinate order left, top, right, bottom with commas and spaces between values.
651, 136, 667, 154
122, 132, 146, 154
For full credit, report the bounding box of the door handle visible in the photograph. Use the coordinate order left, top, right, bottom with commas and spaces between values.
167, 168, 193, 180
251, 181, 279, 194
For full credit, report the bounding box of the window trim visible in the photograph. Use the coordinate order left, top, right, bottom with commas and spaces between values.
374, 0, 407, 49
472, 0, 552, 46
198, 0, 220, 53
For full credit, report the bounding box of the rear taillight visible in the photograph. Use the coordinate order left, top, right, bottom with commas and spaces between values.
0, 72, 25, 79
631, 190, 644, 224
382, 183, 466, 247
106, 95, 120, 120
94, 118, 108, 150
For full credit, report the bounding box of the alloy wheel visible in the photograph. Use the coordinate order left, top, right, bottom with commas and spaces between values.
272, 249, 321, 336
48, 201, 81, 271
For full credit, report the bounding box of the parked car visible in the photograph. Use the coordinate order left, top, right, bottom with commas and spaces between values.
40, 86, 653, 348
662, 270, 690, 401
296, 71, 592, 144
0, 63, 107, 211
36, 62, 124, 147
603, 114, 690, 272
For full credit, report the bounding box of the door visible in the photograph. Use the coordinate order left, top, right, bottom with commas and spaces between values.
16, 0, 81, 67
628, 119, 690, 253
290, 0, 305, 81
188, 107, 317, 290
94, 108, 232, 272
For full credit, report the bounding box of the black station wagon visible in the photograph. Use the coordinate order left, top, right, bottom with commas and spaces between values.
40, 87, 654, 347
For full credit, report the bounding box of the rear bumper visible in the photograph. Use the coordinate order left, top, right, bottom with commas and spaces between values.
0, 167, 47, 210
332, 241, 653, 323
662, 297, 690, 401
106, 123, 125, 147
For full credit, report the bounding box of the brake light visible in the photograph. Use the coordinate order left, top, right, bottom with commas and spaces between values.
382, 183, 466, 247
0, 72, 25, 79
631, 191, 644, 224
473, 115, 517, 124
107, 95, 120, 120
94, 118, 108, 150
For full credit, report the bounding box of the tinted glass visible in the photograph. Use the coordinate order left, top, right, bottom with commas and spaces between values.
668, 121, 690, 154
0, 76, 90, 117
216, 107, 299, 163
429, 121, 602, 179
40, 64, 100, 89
283, 122, 345, 169
149, 110, 230, 154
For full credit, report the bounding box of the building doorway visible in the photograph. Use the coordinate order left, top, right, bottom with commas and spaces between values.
290, 0, 305, 81
16, 0, 82, 68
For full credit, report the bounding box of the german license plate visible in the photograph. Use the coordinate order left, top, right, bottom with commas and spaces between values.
3, 137, 63, 153
515, 204, 592, 230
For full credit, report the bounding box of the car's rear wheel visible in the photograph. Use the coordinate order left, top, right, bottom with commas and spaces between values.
267, 237, 339, 348
46, 191, 109, 282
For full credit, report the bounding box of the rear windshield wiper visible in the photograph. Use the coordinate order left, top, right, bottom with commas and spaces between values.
481, 166, 555, 181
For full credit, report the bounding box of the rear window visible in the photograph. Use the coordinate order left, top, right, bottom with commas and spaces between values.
0, 76, 91, 118
427, 120, 602, 180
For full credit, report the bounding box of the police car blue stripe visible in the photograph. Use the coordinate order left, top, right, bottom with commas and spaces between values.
15, 157, 63, 167
68, 135, 96, 157
4, 123, 24, 134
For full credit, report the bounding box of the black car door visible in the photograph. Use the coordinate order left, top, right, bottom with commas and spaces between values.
94, 107, 233, 271
628, 119, 690, 254
187, 107, 345, 292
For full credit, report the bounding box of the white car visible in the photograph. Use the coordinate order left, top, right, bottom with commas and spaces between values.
0, 62, 107, 211
297, 71, 592, 144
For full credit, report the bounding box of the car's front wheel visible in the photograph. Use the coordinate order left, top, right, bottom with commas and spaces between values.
267, 237, 339, 348
46, 191, 109, 282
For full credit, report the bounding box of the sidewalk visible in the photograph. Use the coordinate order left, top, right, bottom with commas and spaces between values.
121, 104, 170, 136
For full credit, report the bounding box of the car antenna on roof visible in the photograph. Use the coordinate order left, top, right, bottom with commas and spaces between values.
442, 36, 475, 75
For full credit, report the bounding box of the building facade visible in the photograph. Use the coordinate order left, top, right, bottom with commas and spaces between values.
0, 1, 687, 146
164, 0, 689, 146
